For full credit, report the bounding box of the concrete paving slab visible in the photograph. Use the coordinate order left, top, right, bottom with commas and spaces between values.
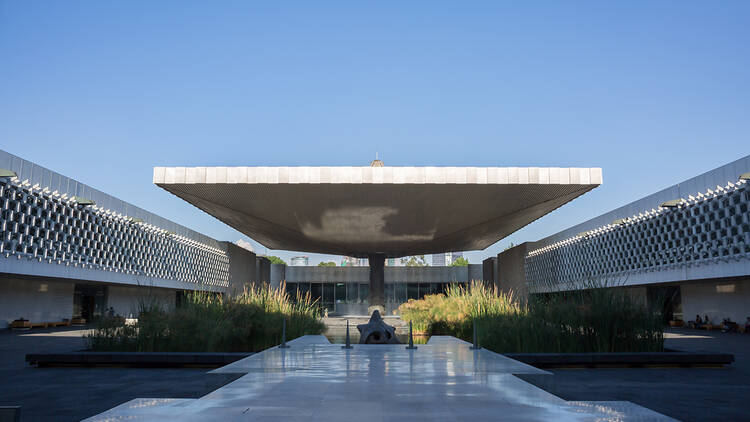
86, 337, 677, 421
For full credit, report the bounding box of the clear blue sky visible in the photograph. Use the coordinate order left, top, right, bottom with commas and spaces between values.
1, 2, 748, 265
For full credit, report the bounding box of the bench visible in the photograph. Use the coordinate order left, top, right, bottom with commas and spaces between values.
9, 320, 30, 330
11, 320, 71, 329
703, 324, 724, 331
0, 405, 21, 422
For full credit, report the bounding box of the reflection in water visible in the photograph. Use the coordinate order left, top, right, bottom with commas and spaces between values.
325, 331, 429, 345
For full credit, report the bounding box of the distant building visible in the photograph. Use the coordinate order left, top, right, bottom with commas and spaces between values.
432, 253, 445, 266
432, 252, 464, 266
386, 258, 397, 267
340, 256, 368, 266
341, 256, 358, 266
290, 256, 309, 266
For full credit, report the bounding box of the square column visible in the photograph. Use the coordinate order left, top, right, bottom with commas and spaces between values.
368, 254, 385, 313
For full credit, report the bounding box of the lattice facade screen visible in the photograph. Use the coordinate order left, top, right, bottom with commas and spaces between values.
0, 177, 230, 287
525, 180, 750, 293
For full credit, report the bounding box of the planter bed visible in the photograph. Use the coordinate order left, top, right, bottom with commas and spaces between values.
503, 351, 735, 368
25, 352, 253, 368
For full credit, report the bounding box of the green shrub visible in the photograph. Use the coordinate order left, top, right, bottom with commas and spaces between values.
86, 283, 325, 352
399, 281, 663, 353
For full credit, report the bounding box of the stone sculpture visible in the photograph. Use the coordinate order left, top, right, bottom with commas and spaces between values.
357, 310, 401, 344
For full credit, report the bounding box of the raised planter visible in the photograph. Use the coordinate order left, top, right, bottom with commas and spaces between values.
503, 351, 735, 368
10, 319, 30, 330
26, 352, 254, 368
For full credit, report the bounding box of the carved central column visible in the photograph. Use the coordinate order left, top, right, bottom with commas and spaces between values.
367, 253, 385, 312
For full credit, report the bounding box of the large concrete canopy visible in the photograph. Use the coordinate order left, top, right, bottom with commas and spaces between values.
154, 166, 602, 257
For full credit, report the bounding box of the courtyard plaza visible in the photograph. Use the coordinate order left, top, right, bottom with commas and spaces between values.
86, 335, 676, 421
3, 325, 749, 421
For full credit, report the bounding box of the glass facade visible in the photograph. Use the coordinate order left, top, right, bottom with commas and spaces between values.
285, 281, 467, 315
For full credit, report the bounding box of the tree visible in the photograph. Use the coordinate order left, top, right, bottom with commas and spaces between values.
450, 256, 469, 266
264, 255, 286, 265
400, 255, 429, 267
317, 261, 337, 267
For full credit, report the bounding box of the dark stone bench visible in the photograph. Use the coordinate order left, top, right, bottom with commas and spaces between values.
503, 352, 735, 368
25, 352, 253, 368
0, 406, 20, 422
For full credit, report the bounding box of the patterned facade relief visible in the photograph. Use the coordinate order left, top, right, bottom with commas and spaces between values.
0, 177, 230, 287
526, 180, 750, 293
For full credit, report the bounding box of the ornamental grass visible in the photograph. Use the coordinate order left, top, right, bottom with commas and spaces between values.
399, 281, 663, 353
87, 282, 324, 352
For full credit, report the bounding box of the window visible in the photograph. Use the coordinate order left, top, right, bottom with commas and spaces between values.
311, 283, 322, 301
323, 283, 334, 303
385, 283, 394, 303
346, 283, 358, 303
395, 283, 407, 303
286, 283, 298, 298
407, 283, 419, 300
335, 283, 346, 302
359, 284, 369, 303
298, 282, 310, 298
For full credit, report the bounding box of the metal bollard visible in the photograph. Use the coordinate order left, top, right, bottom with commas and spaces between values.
470, 319, 481, 350
342, 320, 353, 349
406, 321, 417, 350
278, 317, 289, 348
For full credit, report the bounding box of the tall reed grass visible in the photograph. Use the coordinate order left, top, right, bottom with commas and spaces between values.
87, 283, 325, 352
399, 281, 663, 353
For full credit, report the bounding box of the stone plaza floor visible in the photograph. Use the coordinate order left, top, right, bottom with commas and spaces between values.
85, 335, 676, 421
551, 328, 750, 422
2, 327, 750, 421
0, 326, 216, 421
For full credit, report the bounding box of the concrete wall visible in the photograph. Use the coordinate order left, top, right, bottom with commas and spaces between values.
286, 266, 368, 283
483, 258, 496, 286
681, 278, 750, 326
269, 264, 285, 289
497, 242, 532, 297
0, 276, 74, 329
223, 242, 257, 294
256, 257, 271, 284
107, 285, 176, 318
1, 257, 225, 293
468, 264, 483, 283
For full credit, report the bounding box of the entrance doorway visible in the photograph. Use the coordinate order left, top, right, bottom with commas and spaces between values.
73, 283, 108, 321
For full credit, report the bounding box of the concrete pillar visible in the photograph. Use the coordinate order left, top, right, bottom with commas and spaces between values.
368, 254, 385, 312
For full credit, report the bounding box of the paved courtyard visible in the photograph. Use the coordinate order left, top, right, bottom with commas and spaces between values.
551, 328, 750, 422
1, 326, 749, 421
0, 327, 214, 421
87, 335, 676, 421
